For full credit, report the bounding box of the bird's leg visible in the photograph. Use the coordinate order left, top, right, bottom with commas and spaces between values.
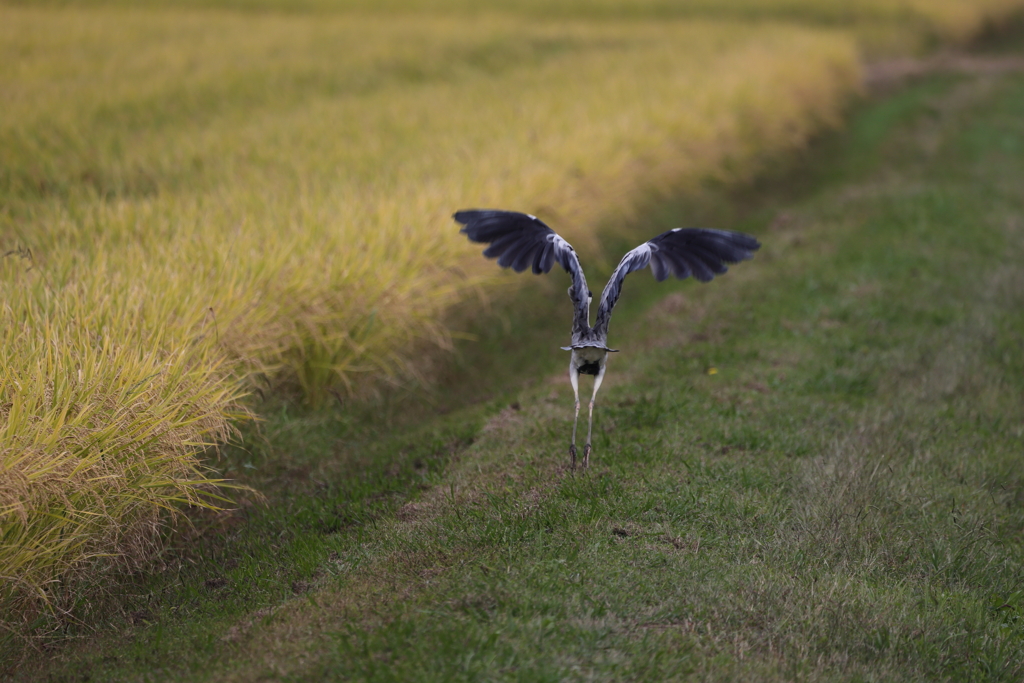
570, 362, 580, 471
583, 365, 606, 470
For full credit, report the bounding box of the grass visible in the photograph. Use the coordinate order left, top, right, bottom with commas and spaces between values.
12, 32, 1024, 679
0, 4, 868, 619
3, 0, 1024, 657
0, 258, 250, 627
13, 0, 1024, 51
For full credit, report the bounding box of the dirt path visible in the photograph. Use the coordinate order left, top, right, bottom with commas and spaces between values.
866, 52, 1024, 91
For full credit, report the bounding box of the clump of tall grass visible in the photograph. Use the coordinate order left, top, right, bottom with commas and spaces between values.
46, 0, 1024, 51
0, 251, 248, 627
901, 0, 1024, 44
0, 12, 864, 400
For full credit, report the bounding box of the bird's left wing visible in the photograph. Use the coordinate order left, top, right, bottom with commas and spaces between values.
593, 228, 760, 337
454, 209, 592, 335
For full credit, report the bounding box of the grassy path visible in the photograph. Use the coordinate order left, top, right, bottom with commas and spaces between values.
20, 49, 1024, 682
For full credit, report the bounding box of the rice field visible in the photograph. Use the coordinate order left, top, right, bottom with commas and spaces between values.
1, 0, 1022, 632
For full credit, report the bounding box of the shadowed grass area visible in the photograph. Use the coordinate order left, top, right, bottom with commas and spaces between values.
14, 37, 1024, 680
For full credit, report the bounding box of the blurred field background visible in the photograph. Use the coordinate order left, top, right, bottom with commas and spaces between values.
2, 0, 1023, 637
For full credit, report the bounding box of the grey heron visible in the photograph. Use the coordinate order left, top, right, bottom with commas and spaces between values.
455, 209, 760, 471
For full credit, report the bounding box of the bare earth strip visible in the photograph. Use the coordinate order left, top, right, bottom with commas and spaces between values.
866, 53, 1024, 90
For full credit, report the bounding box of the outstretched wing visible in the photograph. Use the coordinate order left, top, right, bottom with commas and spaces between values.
454, 209, 592, 335
593, 228, 760, 337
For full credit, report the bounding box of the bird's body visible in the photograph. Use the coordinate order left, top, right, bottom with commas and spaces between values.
455, 209, 760, 470
572, 346, 606, 377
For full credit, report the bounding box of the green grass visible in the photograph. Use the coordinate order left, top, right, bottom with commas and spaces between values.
6, 0, 1023, 627
1, 5, 865, 617
14, 35, 1024, 680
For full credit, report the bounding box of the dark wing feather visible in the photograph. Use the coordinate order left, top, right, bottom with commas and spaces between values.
649, 251, 669, 282
532, 242, 552, 274
482, 232, 521, 259
679, 248, 718, 282
455, 209, 592, 335
497, 236, 532, 270
593, 227, 760, 337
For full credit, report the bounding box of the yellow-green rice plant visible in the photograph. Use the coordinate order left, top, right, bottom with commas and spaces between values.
43, 0, 1024, 53
0, 10, 864, 402
0, 252, 249, 624
901, 0, 1024, 44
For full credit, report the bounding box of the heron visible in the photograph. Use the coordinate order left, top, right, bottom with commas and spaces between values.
455, 209, 760, 471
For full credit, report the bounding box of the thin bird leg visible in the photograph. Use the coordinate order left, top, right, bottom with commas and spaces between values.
583, 364, 606, 470
570, 362, 581, 471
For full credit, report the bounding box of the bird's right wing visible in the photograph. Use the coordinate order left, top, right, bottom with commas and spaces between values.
455, 209, 592, 335
593, 228, 760, 337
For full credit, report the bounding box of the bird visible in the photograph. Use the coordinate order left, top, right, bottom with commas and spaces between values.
454, 209, 760, 471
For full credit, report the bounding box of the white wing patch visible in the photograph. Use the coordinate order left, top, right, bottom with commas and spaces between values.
547, 232, 573, 251
623, 242, 653, 268
600, 242, 651, 308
